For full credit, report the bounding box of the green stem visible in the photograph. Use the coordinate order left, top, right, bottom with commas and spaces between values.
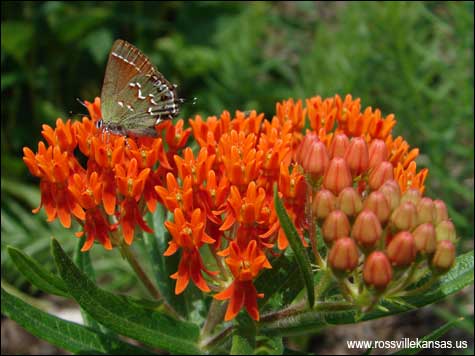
209, 245, 230, 281
260, 300, 354, 323
119, 243, 181, 320
385, 261, 421, 296
395, 274, 438, 297
201, 299, 227, 338
315, 269, 332, 300
313, 225, 326, 269
339, 278, 358, 302
200, 324, 233, 351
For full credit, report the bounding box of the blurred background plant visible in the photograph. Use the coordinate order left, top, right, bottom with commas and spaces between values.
1, 1, 473, 354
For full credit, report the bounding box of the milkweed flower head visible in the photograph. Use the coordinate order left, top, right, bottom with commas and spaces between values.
23, 98, 185, 251
24, 94, 457, 321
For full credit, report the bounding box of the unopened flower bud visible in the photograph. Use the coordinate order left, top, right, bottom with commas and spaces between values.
312, 189, 336, 220
352, 209, 382, 247
413, 223, 436, 254
329, 133, 350, 159
323, 157, 352, 195
337, 187, 363, 217
435, 220, 456, 242
363, 251, 393, 289
401, 188, 422, 206
390, 201, 418, 231
344, 137, 369, 176
322, 210, 351, 243
433, 200, 449, 225
364, 191, 391, 223
417, 197, 435, 225
386, 231, 416, 266
297, 133, 329, 178
368, 139, 388, 169
432, 240, 456, 271
379, 180, 401, 211
328, 237, 359, 272
368, 161, 394, 190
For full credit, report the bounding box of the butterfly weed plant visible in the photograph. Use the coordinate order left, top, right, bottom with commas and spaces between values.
1, 94, 471, 354
3, 40, 474, 355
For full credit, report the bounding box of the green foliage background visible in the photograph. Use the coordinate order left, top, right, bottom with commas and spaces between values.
1, 1, 473, 353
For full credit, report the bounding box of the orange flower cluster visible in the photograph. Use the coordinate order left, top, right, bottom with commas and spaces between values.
24, 94, 440, 322
23, 98, 190, 251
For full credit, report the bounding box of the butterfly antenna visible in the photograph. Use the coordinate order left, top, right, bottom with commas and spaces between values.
76, 97, 88, 108
178, 96, 198, 105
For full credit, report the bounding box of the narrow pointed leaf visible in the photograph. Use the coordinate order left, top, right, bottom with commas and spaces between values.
74, 239, 96, 280
1, 288, 154, 355
8, 246, 68, 297
51, 238, 202, 354
74, 239, 105, 331
231, 314, 256, 355
273, 185, 315, 308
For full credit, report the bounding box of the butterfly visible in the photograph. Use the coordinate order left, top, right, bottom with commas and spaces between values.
97, 39, 182, 137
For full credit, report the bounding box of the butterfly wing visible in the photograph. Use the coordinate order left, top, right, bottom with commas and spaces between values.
100, 39, 180, 137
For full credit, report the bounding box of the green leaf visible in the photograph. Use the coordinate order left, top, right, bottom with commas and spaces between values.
392, 318, 463, 355
7, 246, 68, 297
51, 238, 202, 354
259, 251, 473, 336
255, 254, 303, 308
74, 239, 106, 331
1, 288, 154, 355
273, 185, 315, 308
231, 314, 256, 355
74, 240, 96, 280
255, 336, 284, 355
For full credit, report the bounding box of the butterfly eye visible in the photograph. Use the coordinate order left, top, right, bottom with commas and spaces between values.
96, 120, 103, 129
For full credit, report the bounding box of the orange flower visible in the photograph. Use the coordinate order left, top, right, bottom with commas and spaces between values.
306, 95, 338, 133
41, 119, 78, 152
164, 208, 215, 293
174, 147, 215, 187
164, 118, 192, 152
75, 208, 114, 252
257, 128, 292, 189
230, 110, 265, 135
115, 159, 152, 244
115, 158, 150, 201
23, 143, 84, 227
198, 170, 229, 222
125, 139, 171, 213
189, 115, 218, 157
68, 172, 115, 251
214, 240, 271, 321
394, 161, 429, 193
74, 116, 98, 156
155, 172, 193, 213
274, 99, 306, 156
219, 181, 266, 231
84, 97, 102, 122
218, 130, 262, 190
278, 163, 307, 210
69, 172, 102, 210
